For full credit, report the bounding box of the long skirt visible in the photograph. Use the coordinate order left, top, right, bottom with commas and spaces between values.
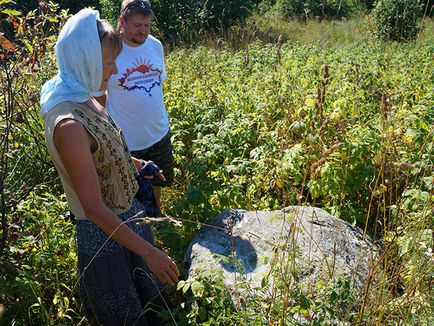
75, 199, 171, 325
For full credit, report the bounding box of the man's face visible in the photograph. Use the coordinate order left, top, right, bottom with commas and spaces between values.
121, 13, 152, 46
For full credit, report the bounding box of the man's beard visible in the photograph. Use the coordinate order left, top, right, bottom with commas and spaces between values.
131, 36, 147, 45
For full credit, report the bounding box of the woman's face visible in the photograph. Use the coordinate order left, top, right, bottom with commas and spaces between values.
99, 39, 119, 91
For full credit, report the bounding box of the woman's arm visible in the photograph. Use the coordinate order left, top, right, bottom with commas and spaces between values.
54, 119, 179, 285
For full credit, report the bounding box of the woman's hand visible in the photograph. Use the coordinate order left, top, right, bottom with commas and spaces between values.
143, 246, 180, 286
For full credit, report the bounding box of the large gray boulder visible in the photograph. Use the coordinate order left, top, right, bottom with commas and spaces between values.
184, 206, 376, 302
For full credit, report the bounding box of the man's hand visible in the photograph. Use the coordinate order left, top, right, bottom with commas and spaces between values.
138, 160, 166, 181
143, 170, 166, 182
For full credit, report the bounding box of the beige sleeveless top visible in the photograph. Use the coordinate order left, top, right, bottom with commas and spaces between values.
44, 101, 139, 220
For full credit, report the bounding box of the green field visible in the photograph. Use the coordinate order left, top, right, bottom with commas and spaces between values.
1, 1, 433, 325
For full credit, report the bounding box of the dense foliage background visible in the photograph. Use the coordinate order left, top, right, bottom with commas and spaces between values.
1, 0, 433, 324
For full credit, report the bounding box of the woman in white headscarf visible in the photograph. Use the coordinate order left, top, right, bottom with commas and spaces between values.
41, 8, 179, 325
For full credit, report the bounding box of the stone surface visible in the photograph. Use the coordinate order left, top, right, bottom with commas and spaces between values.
184, 206, 376, 301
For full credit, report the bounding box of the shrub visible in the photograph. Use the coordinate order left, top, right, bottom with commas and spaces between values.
99, 0, 121, 27
359, 0, 376, 10
155, 0, 262, 44
0, 2, 81, 323
372, 0, 424, 41
99, 0, 262, 45
271, 0, 361, 20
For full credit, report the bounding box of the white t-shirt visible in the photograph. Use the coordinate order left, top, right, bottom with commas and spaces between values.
106, 35, 169, 151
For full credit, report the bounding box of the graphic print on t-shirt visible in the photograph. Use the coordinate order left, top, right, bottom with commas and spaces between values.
118, 57, 162, 95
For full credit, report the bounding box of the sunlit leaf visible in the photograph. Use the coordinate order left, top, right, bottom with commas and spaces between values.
2, 9, 20, 16
176, 280, 185, 291
22, 39, 33, 54
191, 281, 204, 294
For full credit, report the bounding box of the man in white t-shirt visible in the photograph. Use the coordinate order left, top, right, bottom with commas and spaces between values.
97, 0, 173, 210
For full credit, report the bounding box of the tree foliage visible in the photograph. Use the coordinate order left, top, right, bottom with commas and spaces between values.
260, 0, 361, 20
7, 0, 100, 15
373, 0, 424, 41
100, 0, 262, 44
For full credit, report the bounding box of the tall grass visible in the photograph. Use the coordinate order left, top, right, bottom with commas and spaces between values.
249, 13, 375, 46
164, 12, 434, 51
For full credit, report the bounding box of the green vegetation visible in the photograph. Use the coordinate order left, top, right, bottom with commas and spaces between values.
100, 0, 262, 45
1, 0, 433, 324
261, 0, 362, 20
163, 40, 433, 324
373, 0, 424, 41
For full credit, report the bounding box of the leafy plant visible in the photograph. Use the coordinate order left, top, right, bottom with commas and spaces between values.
163, 38, 433, 323
0, 0, 66, 258
0, 2, 79, 324
0, 192, 80, 325
173, 268, 236, 325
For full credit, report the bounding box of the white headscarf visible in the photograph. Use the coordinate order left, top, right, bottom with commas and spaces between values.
40, 8, 102, 118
